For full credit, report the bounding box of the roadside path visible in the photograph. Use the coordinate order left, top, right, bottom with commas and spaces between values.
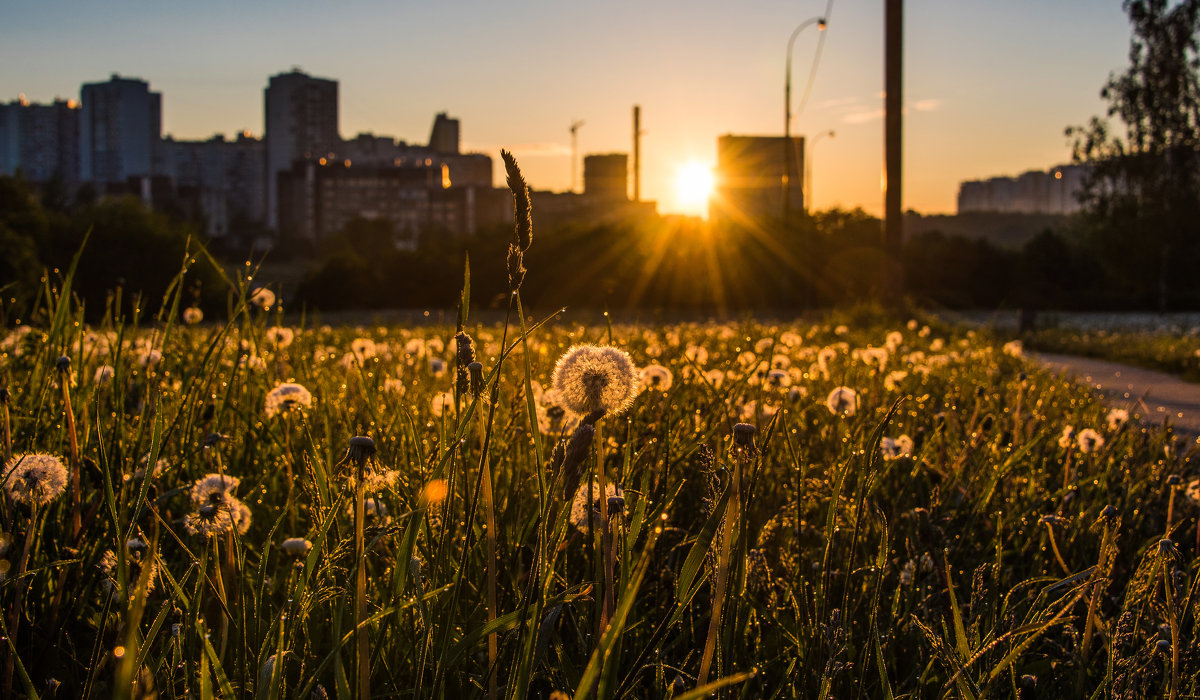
1031, 352, 1200, 436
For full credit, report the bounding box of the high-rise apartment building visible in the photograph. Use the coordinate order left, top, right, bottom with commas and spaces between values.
428, 112, 460, 155
584, 153, 628, 201
957, 165, 1087, 215
264, 69, 339, 229
79, 74, 161, 184
711, 134, 804, 225
0, 96, 81, 182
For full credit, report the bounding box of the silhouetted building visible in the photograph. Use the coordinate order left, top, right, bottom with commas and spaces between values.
440, 152, 492, 188
584, 153, 628, 200
0, 96, 80, 183
710, 134, 804, 226
276, 159, 504, 247
265, 69, 339, 229
80, 74, 161, 185
957, 164, 1087, 215
429, 112, 460, 155
160, 132, 265, 239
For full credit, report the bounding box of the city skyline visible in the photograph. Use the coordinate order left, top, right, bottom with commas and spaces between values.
4, 0, 1132, 216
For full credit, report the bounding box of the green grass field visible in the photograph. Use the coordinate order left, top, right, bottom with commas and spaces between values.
0, 276, 1195, 699
2, 157, 1198, 699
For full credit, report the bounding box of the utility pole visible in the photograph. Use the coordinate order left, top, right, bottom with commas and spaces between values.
632, 105, 642, 201
570, 120, 585, 193
883, 0, 904, 300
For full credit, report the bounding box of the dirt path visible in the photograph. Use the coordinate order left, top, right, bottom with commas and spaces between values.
1031, 352, 1200, 437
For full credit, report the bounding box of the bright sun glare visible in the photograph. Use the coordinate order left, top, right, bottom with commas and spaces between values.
674, 161, 714, 214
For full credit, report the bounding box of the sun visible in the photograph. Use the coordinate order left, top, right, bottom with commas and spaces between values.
674, 161, 714, 215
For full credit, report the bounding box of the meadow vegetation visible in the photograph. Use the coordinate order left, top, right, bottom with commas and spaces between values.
2, 156, 1199, 700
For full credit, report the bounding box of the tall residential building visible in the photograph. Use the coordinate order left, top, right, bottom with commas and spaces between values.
584, 153, 628, 201
264, 69, 339, 229
957, 164, 1087, 215
159, 132, 265, 238
0, 96, 81, 182
79, 74, 161, 184
428, 112, 460, 154
711, 134, 804, 225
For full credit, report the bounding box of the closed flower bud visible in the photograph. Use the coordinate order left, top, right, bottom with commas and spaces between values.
56, 355, 71, 373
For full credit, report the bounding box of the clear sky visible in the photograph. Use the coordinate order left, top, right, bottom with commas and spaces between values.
2, 0, 1132, 216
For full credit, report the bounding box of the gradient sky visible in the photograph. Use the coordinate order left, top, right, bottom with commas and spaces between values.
3, 0, 1132, 216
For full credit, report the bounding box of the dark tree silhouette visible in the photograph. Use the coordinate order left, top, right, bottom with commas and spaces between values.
1068, 0, 1200, 308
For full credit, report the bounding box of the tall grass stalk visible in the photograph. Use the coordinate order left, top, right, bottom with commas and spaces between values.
698, 427, 750, 687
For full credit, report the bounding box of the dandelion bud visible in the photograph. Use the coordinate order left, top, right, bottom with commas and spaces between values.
558, 423, 595, 500
1156, 638, 1171, 654
56, 355, 71, 373
1019, 675, 1036, 688
1167, 474, 1182, 487
507, 243, 526, 290
0, 387, 8, 405
732, 423, 757, 452
468, 362, 485, 398
347, 436, 376, 466
1156, 538, 1178, 556
1100, 505, 1119, 522
607, 494, 626, 516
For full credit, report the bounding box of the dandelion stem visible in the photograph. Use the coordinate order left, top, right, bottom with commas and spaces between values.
355, 473, 370, 700
478, 399, 499, 700
0, 388, 11, 465
595, 423, 615, 632
2, 503, 37, 697
61, 373, 82, 539
1163, 565, 1181, 700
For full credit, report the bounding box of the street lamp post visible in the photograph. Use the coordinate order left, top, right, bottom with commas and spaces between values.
805, 129, 835, 213
784, 16, 827, 224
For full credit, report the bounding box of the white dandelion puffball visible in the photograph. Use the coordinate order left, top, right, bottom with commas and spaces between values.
570, 479, 624, 534
4, 453, 68, 506
639, 364, 674, 392
249, 287, 276, 310
826, 386, 859, 416
552, 345, 639, 416
182, 306, 203, 325
1077, 428, 1105, 454
265, 382, 313, 418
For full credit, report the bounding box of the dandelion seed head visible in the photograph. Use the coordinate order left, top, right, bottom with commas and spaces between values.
249, 287, 275, 310
182, 307, 203, 325
552, 345, 638, 416
265, 326, 295, 349
281, 537, 313, 557
3, 453, 68, 506
1106, 408, 1129, 431
569, 480, 623, 534
1077, 428, 1104, 454
190, 473, 240, 506
825, 386, 859, 416
94, 365, 115, 385
265, 382, 313, 418
639, 364, 673, 392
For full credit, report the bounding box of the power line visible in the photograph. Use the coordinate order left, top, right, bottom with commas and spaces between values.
793, 0, 837, 121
